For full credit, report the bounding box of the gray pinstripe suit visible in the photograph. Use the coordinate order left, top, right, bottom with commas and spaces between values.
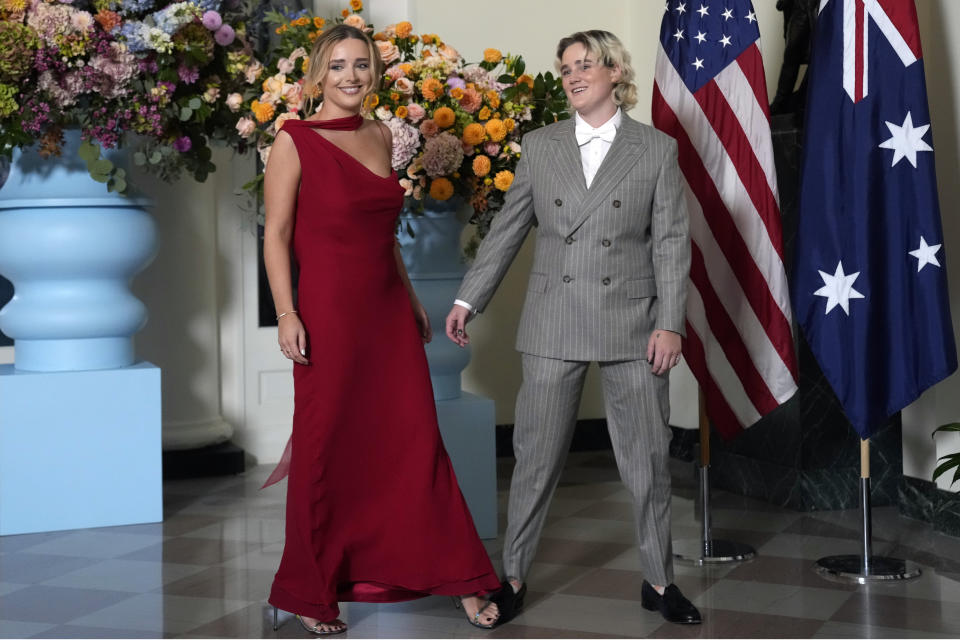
457, 113, 690, 586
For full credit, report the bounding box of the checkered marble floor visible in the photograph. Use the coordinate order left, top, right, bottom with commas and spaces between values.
3, 452, 960, 638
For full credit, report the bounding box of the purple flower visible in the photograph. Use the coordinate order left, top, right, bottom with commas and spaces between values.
173, 136, 192, 152
213, 24, 234, 46
446, 76, 466, 91
177, 64, 199, 84
201, 10, 222, 30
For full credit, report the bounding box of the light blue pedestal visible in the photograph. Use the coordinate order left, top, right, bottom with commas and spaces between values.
436, 391, 497, 539
0, 362, 162, 536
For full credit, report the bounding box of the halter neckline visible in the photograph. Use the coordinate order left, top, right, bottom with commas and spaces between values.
299, 113, 364, 131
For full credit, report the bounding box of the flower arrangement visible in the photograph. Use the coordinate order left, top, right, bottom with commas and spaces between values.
0, 0, 261, 192
237, 4, 569, 250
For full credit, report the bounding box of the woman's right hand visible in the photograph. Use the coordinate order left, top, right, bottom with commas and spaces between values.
279, 314, 309, 365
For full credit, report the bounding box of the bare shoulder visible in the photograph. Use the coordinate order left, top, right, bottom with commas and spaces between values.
266, 128, 300, 172
368, 119, 393, 151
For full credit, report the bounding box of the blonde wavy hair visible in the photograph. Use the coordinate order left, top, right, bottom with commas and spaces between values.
302, 24, 384, 115
555, 30, 638, 111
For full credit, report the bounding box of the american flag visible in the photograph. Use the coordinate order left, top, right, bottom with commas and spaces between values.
793, 0, 956, 438
652, 0, 799, 438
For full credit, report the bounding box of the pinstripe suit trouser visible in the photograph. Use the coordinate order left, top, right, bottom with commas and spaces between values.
502, 353, 675, 587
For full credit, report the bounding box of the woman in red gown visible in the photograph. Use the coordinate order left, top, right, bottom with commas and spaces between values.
261, 24, 502, 635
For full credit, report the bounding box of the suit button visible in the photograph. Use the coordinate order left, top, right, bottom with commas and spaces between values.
601, 239, 611, 247
612, 200, 621, 208
555, 198, 563, 206
565, 236, 574, 245
562, 275, 572, 283
602, 277, 611, 286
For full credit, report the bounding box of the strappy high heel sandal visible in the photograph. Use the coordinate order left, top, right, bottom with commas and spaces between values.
452, 596, 499, 629
271, 606, 347, 635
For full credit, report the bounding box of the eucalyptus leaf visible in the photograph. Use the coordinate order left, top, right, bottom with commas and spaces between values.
189, 97, 202, 110
149, 151, 162, 164
89, 171, 109, 183
180, 106, 193, 121
92, 159, 113, 174
133, 152, 147, 166
78, 142, 100, 163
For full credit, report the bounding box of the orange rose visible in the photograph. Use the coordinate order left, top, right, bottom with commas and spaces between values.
350, 0, 363, 11
421, 77, 444, 101
433, 106, 455, 128
517, 74, 534, 89
450, 87, 465, 100
395, 105, 408, 119
485, 90, 500, 109
313, 16, 324, 28
341, 8, 349, 17
363, 94, 379, 111
504, 118, 516, 132
399, 63, 414, 76
462, 123, 485, 145
478, 106, 491, 121
472, 155, 491, 177
483, 48, 502, 63
390, 92, 400, 102
494, 170, 514, 191
395, 21, 412, 38
421, 34, 433, 45
429, 177, 454, 201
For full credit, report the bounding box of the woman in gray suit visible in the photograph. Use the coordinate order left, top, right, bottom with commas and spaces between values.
445, 30, 701, 626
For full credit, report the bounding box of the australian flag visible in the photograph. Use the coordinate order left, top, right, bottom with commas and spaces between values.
793, 0, 957, 439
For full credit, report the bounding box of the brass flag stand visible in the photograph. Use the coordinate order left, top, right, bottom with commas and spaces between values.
673, 392, 756, 565
814, 438, 920, 583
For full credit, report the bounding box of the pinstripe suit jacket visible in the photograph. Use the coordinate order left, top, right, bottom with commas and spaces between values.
457, 113, 690, 361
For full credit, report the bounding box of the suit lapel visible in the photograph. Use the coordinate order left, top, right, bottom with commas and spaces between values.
549, 119, 588, 212
568, 115, 647, 234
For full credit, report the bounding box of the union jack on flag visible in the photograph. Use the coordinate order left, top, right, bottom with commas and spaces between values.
793, 0, 956, 438
653, 1, 799, 438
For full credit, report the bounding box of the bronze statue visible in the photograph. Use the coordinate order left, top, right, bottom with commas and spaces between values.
770, 0, 820, 116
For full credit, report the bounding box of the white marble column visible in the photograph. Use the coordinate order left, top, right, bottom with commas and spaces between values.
132, 169, 233, 451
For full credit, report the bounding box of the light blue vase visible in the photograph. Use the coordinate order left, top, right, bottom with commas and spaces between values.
398, 198, 471, 401
0, 131, 156, 372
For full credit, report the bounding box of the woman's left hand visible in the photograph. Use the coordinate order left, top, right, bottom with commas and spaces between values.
412, 299, 432, 343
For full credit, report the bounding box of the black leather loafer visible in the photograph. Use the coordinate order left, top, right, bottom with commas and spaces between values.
488, 579, 527, 625
641, 580, 702, 625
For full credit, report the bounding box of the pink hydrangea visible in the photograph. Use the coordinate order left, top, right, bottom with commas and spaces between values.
384, 117, 420, 172
422, 131, 464, 177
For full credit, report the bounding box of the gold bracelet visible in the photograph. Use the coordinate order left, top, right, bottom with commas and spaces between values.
276, 310, 298, 320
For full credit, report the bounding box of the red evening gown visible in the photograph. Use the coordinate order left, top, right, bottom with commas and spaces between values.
262, 114, 500, 622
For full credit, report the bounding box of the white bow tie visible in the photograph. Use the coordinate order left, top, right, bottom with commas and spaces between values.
575, 121, 617, 146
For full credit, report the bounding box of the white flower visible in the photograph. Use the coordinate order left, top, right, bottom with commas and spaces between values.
236, 117, 256, 138
375, 105, 394, 121
225, 92, 243, 112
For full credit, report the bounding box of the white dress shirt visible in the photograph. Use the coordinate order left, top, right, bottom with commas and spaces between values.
455, 108, 623, 313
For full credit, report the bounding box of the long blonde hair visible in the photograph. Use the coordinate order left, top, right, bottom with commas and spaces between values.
555, 30, 638, 111
302, 24, 384, 115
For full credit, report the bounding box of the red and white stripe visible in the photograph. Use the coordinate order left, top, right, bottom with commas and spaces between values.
837, 0, 921, 103
653, 41, 799, 438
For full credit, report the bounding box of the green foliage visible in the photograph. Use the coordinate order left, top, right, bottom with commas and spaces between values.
932, 422, 960, 489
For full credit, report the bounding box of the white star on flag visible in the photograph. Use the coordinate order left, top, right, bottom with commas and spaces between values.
746, 10, 757, 23
879, 111, 933, 168
719, 34, 732, 47
815, 261, 865, 315
695, 30, 708, 43
673, 28, 684, 41
721, 7, 733, 20
697, 4, 709, 16
692, 57, 705, 70
675, 1, 687, 14
909, 236, 942, 272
